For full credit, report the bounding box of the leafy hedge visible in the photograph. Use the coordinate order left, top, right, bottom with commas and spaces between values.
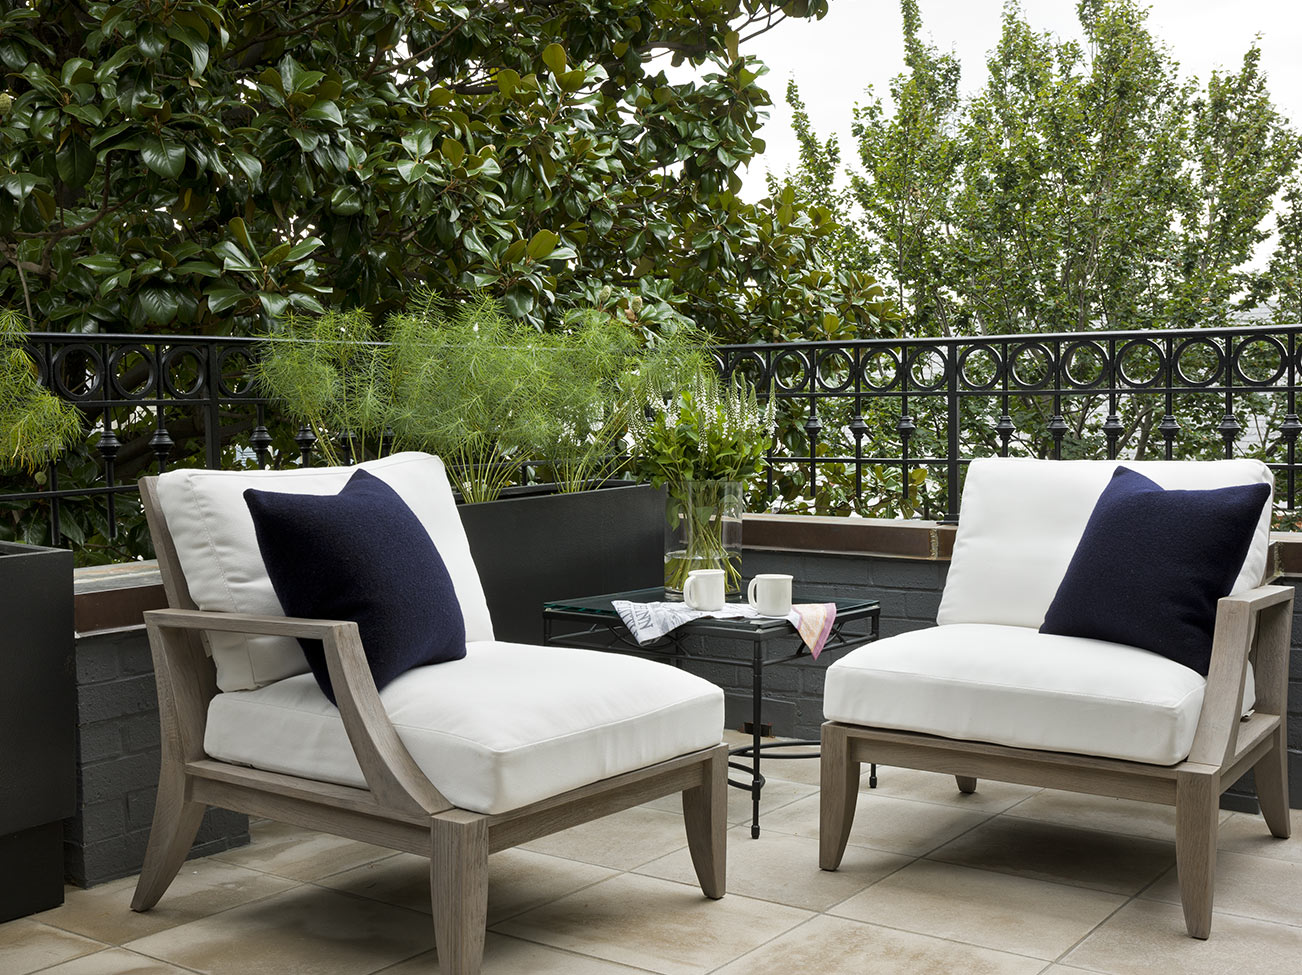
0, 0, 893, 341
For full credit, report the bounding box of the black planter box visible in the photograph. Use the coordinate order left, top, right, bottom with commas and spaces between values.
458, 483, 664, 643
0, 541, 75, 921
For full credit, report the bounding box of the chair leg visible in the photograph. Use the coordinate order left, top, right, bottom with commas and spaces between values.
431, 815, 490, 975
131, 755, 205, 912
819, 724, 858, 871
1175, 769, 1218, 939
1253, 726, 1292, 840
955, 776, 977, 795
682, 744, 726, 899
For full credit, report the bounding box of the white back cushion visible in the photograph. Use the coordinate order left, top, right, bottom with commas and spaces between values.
157, 452, 494, 691
937, 458, 1274, 628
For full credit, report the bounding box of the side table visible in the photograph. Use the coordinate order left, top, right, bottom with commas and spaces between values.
542, 587, 881, 837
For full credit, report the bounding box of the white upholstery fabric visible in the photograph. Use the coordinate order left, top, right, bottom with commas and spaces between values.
204, 640, 725, 815
937, 458, 1273, 629
824, 624, 1256, 766
157, 453, 493, 691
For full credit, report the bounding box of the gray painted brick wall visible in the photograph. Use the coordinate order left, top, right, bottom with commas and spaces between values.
67, 629, 248, 888
732, 550, 1302, 810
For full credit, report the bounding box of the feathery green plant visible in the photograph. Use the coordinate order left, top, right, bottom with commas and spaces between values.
251, 309, 396, 467
0, 310, 82, 473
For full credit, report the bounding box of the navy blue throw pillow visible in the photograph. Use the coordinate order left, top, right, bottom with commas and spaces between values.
244, 468, 466, 704
1040, 467, 1268, 676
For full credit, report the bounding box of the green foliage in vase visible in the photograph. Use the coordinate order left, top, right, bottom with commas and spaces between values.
0, 0, 898, 343
629, 372, 776, 489
0, 309, 81, 472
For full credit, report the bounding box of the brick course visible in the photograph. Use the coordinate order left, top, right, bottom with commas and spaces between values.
66, 629, 248, 888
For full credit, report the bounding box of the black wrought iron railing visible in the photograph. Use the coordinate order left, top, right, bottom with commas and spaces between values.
716, 325, 1302, 523
6, 324, 1302, 558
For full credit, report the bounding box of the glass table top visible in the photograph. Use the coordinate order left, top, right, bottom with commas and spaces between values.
544, 586, 879, 628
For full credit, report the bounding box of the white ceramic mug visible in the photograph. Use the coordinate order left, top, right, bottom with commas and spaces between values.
683, 568, 726, 611
747, 573, 793, 617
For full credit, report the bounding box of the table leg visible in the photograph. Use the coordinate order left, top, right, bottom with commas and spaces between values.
749, 638, 762, 838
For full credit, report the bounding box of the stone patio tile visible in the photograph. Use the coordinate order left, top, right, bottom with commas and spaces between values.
26, 946, 197, 974
1002, 788, 1231, 843
641, 774, 816, 824
635, 824, 910, 911
210, 819, 397, 882
830, 858, 1126, 959
1215, 808, 1302, 862
122, 883, 433, 975
316, 847, 617, 924
492, 872, 811, 975
36, 859, 295, 944
374, 933, 653, 974
865, 766, 1041, 813
519, 805, 691, 870
1064, 898, 1302, 975
1139, 849, 1302, 927
759, 790, 992, 856
0, 919, 105, 975
928, 815, 1174, 895
711, 913, 1046, 975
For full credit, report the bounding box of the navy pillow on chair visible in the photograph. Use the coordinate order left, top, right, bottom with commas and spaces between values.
244, 468, 466, 704
1040, 467, 1269, 676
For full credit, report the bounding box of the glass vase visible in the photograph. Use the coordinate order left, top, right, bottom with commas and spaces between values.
664, 480, 743, 599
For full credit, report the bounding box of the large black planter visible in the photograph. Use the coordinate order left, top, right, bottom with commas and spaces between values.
0, 541, 75, 921
458, 482, 664, 643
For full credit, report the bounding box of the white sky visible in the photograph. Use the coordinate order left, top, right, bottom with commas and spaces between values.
737, 0, 1302, 198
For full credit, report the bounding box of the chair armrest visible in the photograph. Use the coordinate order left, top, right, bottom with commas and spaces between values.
145, 608, 454, 817
1186, 584, 1294, 767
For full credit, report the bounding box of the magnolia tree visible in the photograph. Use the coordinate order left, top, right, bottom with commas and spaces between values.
0, 0, 893, 341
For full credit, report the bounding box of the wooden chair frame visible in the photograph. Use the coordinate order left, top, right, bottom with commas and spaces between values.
820, 583, 1294, 939
130, 476, 726, 975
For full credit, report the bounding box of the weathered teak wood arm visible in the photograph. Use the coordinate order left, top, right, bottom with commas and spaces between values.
144, 608, 454, 818
1187, 584, 1294, 768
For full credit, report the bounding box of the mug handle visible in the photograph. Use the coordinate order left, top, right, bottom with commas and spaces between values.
747, 576, 759, 609
685, 574, 699, 608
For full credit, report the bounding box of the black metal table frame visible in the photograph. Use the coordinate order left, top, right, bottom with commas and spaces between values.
542, 593, 881, 838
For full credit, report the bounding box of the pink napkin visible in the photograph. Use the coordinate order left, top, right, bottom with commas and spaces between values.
791, 602, 837, 659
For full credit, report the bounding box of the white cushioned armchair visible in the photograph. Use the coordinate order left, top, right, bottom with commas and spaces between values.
131, 453, 727, 975
820, 458, 1293, 939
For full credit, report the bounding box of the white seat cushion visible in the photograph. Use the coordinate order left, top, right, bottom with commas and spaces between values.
204, 641, 724, 815
937, 458, 1273, 629
823, 623, 1257, 766
157, 453, 493, 691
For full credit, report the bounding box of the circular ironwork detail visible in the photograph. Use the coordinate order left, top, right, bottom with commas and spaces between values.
1061, 340, 1108, 389
49, 345, 104, 401
108, 344, 157, 399
1009, 342, 1055, 390
772, 349, 811, 393
1116, 338, 1165, 388
216, 346, 257, 398
1173, 337, 1225, 388
814, 348, 855, 394
724, 350, 770, 392
1232, 336, 1287, 387
957, 345, 1002, 391
906, 347, 948, 392
161, 346, 207, 398
857, 348, 900, 392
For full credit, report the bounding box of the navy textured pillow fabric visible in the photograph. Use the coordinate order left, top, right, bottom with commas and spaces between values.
244, 468, 466, 704
1040, 467, 1268, 676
